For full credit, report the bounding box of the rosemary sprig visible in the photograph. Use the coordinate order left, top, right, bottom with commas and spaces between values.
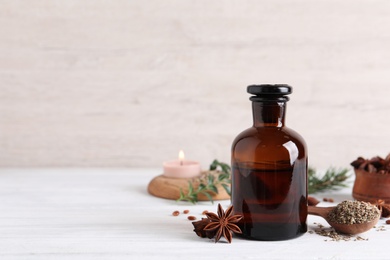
308, 167, 350, 194
177, 160, 231, 204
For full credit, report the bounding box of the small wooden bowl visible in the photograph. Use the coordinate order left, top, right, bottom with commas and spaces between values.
352, 169, 390, 203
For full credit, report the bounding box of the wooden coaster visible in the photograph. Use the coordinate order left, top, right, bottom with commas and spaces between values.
147, 171, 230, 201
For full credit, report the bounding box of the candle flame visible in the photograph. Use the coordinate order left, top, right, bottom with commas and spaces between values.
179, 150, 185, 165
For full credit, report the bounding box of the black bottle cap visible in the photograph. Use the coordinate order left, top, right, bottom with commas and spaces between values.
247, 84, 292, 102
247, 84, 292, 95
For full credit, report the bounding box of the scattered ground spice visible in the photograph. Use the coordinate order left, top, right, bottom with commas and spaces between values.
172, 210, 180, 216
354, 236, 368, 241
188, 216, 197, 221
376, 225, 386, 231
311, 223, 368, 242
183, 210, 190, 214
328, 200, 380, 224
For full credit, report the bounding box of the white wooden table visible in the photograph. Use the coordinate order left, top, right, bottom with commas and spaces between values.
0, 168, 388, 260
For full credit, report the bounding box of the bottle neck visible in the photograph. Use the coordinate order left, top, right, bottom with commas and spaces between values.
252, 101, 287, 127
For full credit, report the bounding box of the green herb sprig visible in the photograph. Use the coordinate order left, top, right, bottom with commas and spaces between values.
177, 160, 350, 203
308, 167, 350, 194
177, 160, 231, 204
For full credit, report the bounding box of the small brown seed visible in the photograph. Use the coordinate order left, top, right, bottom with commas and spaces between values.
386, 219, 390, 224
183, 210, 190, 214
188, 216, 197, 221
308, 196, 320, 206
172, 210, 180, 216
323, 198, 335, 202
202, 210, 208, 215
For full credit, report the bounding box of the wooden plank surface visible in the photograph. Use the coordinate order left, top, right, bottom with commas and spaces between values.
0, 168, 389, 259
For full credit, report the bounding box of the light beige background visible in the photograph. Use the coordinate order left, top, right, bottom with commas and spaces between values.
0, 1, 389, 169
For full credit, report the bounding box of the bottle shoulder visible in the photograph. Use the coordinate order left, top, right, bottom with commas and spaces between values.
233, 126, 306, 145
232, 126, 307, 164
281, 126, 307, 148
232, 127, 257, 144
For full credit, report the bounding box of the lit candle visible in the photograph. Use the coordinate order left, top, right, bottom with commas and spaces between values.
163, 150, 201, 178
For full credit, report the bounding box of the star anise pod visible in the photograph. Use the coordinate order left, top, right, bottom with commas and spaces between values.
203, 204, 243, 243
350, 157, 366, 169
192, 218, 215, 239
351, 154, 390, 174
375, 200, 390, 218
382, 204, 390, 218
351, 157, 380, 173
380, 154, 390, 174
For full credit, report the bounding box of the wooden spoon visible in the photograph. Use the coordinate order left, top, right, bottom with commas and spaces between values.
308, 206, 380, 235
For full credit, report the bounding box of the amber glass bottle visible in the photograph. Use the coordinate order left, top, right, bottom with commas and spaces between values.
231, 84, 307, 241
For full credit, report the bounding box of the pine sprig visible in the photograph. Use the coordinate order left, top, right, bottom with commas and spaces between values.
177, 160, 231, 204
308, 167, 350, 194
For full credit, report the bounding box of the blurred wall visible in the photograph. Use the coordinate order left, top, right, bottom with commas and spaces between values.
0, 0, 389, 169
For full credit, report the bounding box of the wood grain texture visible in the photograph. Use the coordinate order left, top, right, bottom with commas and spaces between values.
0, 168, 389, 259
147, 172, 230, 201
0, 1, 389, 168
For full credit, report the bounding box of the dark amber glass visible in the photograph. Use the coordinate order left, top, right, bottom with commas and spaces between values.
231, 84, 307, 241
